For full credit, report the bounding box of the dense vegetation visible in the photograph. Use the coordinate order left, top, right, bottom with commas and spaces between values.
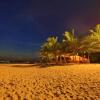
40, 24, 100, 64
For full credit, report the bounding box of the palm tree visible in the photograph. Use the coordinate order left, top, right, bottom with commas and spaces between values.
79, 24, 100, 62
63, 29, 79, 53
40, 36, 60, 64
62, 29, 79, 62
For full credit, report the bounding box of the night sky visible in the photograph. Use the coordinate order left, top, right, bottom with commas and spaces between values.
0, 0, 100, 59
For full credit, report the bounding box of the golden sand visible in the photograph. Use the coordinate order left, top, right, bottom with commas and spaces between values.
0, 64, 100, 100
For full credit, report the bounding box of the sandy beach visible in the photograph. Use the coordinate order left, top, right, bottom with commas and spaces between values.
0, 64, 100, 100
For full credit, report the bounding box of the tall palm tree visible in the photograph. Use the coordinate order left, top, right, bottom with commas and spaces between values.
62, 29, 79, 62
63, 29, 79, 53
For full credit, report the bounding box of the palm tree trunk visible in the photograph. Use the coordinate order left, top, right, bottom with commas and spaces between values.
56, 55, 59, 64
64, 56, 66, 63
59, 56, 61, 64
82, 51, 84, 63
87, 52, 90, 63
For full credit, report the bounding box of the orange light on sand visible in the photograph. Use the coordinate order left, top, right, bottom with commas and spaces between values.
0, 64, 99, 99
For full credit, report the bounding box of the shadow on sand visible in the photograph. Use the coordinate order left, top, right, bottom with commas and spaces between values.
10, 64, 39, 68
10, 63, 80, 68
39, 63, 77, 68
